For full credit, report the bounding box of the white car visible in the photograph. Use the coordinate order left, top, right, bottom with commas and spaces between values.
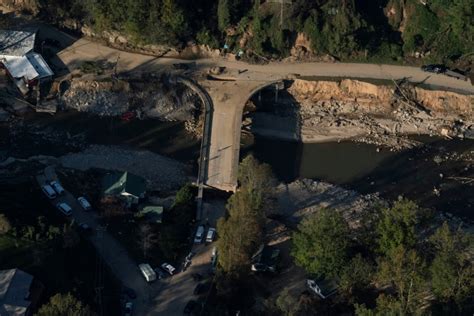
50, 181, 65, 195
161, 263, 176, 275
41, 184, 57, 199
124, 302, 133, 316
77, 197, 92, 211
194, 225, 205, 244
206, 228, 216, 243
56, 202, 72, 216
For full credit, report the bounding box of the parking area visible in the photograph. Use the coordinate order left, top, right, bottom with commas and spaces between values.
36, 165, 226, 315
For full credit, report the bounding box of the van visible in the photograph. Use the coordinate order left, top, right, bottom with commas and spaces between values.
194, 225, 205, 244
138, 263, 156, 282
56, 203, 72, 216
206, 228, 216, 243
41, 185, 57, 199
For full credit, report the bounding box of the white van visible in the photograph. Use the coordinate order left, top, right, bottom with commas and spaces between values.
41, 185, 57, 199
206, 228, 216, 243
138, 263, 156, 282
194, 225, 205, 244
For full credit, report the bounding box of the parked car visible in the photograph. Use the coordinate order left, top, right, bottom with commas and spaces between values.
183, 300, 197, 314
194, 225, 205, 244
122, 287, 136, 299
124, 302, 133, 316
161, 263, 176, 275
50, 181, 65, 195
206, 228, 216, 243
421, 64, 446, 74
41, 184, 57, 199
56, 202, 72, 216
77, 197, 92, 211
138, 263, 156, 282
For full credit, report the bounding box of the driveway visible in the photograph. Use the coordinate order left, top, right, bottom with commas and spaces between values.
35, 166, 152, 315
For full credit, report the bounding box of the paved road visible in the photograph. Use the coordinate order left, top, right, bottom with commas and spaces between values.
35, 166, 152, 315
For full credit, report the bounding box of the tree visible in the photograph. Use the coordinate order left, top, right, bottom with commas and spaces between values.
36, 293, 93, 316
62, 223, 80, 249
376, 199, 423, 255
173, 183, 194, 208
276, 288, 300, 316
217, 0, 231, 32
161, 0, 187, 40
0, 214, 11, 235
376, 246, 428, 315
291, 208, 350, 277
429, 222, 474, 307
217, 156, 273, 276
339, 254, 374, 298
137, 223, 158, 259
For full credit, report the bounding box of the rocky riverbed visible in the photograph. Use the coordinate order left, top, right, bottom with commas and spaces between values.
249, 79, 474, 150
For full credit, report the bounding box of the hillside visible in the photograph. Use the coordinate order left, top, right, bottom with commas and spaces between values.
2, 0, 473, 68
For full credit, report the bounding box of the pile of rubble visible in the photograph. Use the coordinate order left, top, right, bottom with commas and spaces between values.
250, 79, 474, 150
60, 78, 202, 129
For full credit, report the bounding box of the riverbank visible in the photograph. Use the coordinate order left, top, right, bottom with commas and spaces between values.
248, 79, 474, 150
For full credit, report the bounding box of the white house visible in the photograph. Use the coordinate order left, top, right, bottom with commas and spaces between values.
0, 29, 53, 94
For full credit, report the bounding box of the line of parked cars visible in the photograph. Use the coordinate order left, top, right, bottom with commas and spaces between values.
194, 226, 216, 244
41, 180, 92, 216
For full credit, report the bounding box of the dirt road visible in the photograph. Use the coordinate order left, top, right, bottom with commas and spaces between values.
50, 25, 474, 94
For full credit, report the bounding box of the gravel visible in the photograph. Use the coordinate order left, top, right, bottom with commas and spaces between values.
59, 145, 189, 191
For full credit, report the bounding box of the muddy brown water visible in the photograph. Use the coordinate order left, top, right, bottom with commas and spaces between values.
244, 135, 474, 221
1, 110, 473, 221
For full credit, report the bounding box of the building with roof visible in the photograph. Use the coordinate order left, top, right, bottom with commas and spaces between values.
307, 277, 339, 299
102, 171, 147, 206
0, 269, 42, 316
0, 29, 53, 94
138, 205, 163, 223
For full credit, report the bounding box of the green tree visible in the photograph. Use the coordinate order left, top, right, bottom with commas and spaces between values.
276, 287, 300, 316
173, 183, 194, 207
376, 246, 428, 315
217, 156, 273, 275
429, 222, 474, 306
376, 199, 423, 255
161, 0, 187, 39
36, 293, 93, 316
291, 209, 350, 277
339, 254, 374, 298
217, 0, 231, 32
0, 214, 11, 235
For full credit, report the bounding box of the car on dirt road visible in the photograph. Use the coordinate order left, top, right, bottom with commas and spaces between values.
41, 184, 57, 199
206, 228, 216, 243
77, 197, 92, 211
50, 181, 65, 195
194, 225, 205, 244
56, 202, 72, 216
161, 263, 176, 275
421, 64, 446, 74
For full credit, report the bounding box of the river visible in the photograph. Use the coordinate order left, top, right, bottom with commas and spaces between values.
244, 134, 474, 221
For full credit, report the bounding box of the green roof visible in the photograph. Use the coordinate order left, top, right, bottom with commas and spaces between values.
102, 171, 146, 198
138, 205, 163, 223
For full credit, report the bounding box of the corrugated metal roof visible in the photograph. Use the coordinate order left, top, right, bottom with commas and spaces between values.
0, 30, 36, 57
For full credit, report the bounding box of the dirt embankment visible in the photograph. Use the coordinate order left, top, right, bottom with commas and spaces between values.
60, 77, 202, 133
250, 79, 474, 149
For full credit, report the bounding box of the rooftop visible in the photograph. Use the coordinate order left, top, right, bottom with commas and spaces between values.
0, 269, 33, 316
0, 30, 36, 57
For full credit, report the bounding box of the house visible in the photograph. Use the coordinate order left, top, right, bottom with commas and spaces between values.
138, 205, 163, 223
306, 277, 339, 299
102, 171, 146, 206
0, 269, 42, 316
0, 29, 54, 94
